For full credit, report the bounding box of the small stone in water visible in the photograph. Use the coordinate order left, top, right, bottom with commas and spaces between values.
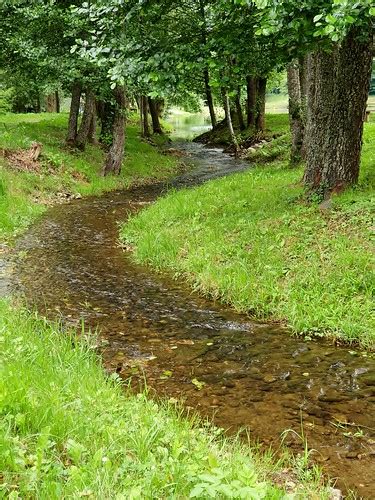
263, 374, 277, 383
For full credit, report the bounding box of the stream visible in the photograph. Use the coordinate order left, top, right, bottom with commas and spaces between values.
13, 119, 375, 497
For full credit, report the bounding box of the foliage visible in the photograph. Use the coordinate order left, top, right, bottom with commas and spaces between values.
253, 0, 375, 48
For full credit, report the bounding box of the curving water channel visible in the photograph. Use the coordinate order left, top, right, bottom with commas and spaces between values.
14, 135, 375, 497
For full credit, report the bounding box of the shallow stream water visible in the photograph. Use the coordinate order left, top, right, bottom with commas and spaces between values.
14, 129, 375, 496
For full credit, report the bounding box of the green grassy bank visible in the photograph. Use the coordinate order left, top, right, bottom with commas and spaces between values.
0, 113, 178, 240
0, 113, 329, 497
0, 300, 329, 498
121, 115, 375, 347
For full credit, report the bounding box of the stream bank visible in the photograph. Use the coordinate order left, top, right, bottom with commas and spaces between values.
1, 113, 333, 498
14, 135, 375, 497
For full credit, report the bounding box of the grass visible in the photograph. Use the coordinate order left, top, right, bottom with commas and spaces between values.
121, 115, 375, 347
0, 300, 329, 498
0, 112, 178, 241
0, 112, 330, 497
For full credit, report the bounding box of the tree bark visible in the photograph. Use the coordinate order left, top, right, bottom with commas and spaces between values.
55, 91, 60, 113
148, 97, 163, 134
141, 95, 150, 137
221, 87, 239, 156
88, 103, 97, 144
255, 77, 267, 132
66, 82, 82, 146
45, 93, 56, 113
287, 61, 305, 164
246, 76, 257, 127
102, 87, 126, 176
155, 98, 165, 118
198, 0, 216, 129
304, 29, 373, 196
97, 100, 115, 148
235, 87, 245, 130
204, 68, 216, 128
76, 90, 95, 150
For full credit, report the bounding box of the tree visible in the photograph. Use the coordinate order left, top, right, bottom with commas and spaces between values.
255, 0, 375, 196
287, 61, 305, 164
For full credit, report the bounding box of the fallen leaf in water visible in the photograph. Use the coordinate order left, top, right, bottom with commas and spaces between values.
192, 378, 206, 390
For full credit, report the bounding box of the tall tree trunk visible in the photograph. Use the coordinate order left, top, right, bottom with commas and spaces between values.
235, 87, 245, 130
55, 91, 60, 113
97, 100, 115, 148
298, 56, 308, 157
155, 98, 165, 118
204, 68, 216, 128
287, 61, 305, 164
88, 104, 97, 144
45, 93, 56, 112
66, 82, 82, 146
246, 76, 257, 127
76, 90, 95, 150
304, 29, 373, 196
35, 95, 41, 114
198, 0, 216, 129
148, 97, 163, 134
221, 87, 239, 156
138, 96, 143, 135
255, 77, 267, 132
141, 95, 150, 138
102, 87, 126, 176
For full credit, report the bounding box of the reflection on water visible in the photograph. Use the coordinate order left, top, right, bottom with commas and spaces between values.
166, 109, 212, 139
14, 139, 375, 498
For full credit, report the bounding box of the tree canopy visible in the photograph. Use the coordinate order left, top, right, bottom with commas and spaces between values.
1, 0, 373, 190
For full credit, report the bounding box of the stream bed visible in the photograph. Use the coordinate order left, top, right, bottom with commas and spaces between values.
14, 141, 375, 497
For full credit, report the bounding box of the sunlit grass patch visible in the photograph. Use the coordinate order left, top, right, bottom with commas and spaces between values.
0, 113, 179, 240
121, 119, 375, 347
0, 300, 328, 498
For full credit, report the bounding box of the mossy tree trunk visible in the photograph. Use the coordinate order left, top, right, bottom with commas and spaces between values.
66, 82, 82, 146
304, 30, 373, 197
97, 100, 115, 148
102, 87, 126, 176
